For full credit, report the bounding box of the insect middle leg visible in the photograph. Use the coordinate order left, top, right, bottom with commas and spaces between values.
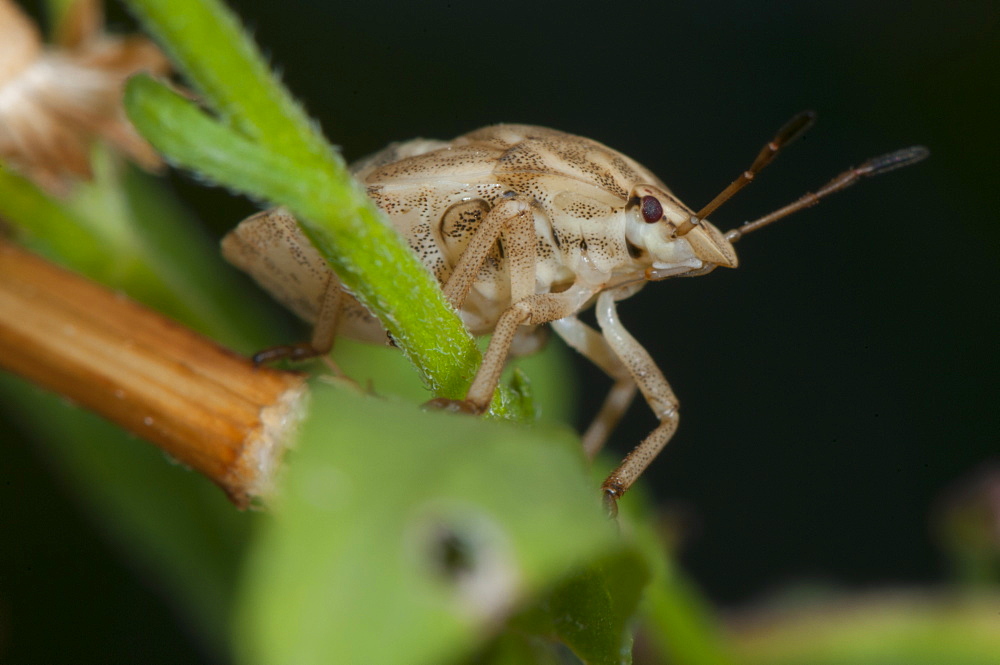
591, 289, 680, 514
549, 316, 638, 459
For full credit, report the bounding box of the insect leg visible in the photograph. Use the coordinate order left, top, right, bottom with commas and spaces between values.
550, 316, 638, 459
222, 207, 346, 364
306, 278, 342, 354
428, 195, 546, 411
594, 289, 679, 514
252, 277, 343, 364
442, 197, 536, 310
429, 288, 594, 414
457, 291, 596, 411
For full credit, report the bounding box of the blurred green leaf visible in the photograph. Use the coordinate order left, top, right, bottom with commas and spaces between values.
729, 592, 1000, 665
524, 548, 650, 665
475, 632, 568, 665
235, 383, 620, 665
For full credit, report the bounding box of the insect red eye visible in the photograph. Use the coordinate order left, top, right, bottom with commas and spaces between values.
640, 195, 662, 223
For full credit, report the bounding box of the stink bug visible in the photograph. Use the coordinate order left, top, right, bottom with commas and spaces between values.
222, 113, 927, 512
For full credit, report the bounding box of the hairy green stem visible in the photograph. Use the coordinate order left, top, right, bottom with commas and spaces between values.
122, 0, 512, 409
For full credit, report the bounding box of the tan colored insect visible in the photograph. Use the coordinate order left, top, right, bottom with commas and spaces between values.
222, 113, 926, 513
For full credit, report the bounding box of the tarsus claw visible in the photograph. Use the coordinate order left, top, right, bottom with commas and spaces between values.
423, 397, 484, 415
252, 342, 320, 366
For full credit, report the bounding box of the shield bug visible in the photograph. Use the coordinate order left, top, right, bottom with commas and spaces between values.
222, 113, 927, 513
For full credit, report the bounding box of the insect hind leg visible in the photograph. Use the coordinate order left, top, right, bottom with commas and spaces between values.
252, 276, 343, 365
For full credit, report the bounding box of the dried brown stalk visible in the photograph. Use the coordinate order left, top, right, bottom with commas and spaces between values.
0, 239, 308, 507
0, 0, 169, 193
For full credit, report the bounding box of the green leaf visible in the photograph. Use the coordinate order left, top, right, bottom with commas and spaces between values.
531, 548, 651, 665
235, 383, 619, 665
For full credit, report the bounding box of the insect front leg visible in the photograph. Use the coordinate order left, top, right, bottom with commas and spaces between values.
428, 195, 544, 412
549, 316, 638, 459
594, 289, 679, 515
459, 290, 598, 412
442, 196, 537, 310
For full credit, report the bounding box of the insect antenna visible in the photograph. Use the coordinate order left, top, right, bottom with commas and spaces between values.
724, 145, 929, 242
675, 110, 817, 236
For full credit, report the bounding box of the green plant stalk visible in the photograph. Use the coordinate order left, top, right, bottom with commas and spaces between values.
0, 165, 106, 275
122, 0, 328, 163
124, 76, 508, 409
121, 0, 511, 410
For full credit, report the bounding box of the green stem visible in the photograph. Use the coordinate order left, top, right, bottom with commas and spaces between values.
0, 164, 106, 276
121, 0, 514, 410
124, 76, 485, 401
122, 0, 327, 164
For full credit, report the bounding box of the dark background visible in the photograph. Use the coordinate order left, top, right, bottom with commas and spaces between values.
2, 0, 997, 662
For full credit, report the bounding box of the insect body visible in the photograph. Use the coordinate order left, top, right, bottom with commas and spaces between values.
222, 116, 927, 512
